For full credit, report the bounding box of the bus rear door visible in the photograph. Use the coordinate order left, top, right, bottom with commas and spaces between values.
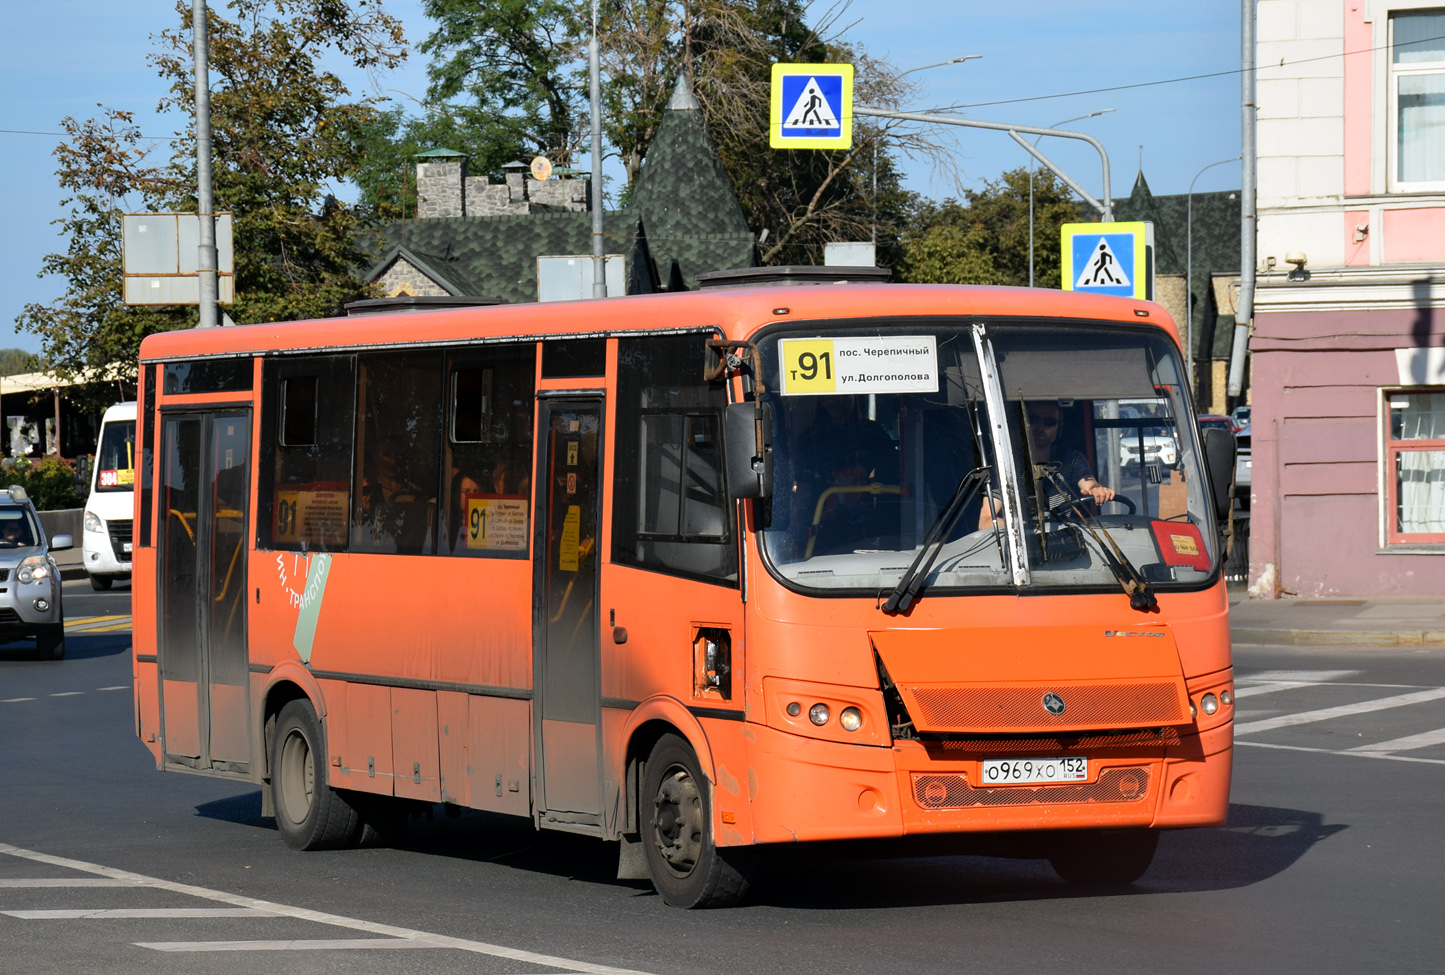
157, 410, 252, 772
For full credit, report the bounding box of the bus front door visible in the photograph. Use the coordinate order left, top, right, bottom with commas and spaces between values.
157, 411, 252, 773
533, 400, 604, 821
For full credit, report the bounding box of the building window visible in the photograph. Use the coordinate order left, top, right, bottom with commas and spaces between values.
1386, 391, 1445, 543
1391, 9, 1445, 189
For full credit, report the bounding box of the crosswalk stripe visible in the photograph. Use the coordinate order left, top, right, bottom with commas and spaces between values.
4, 908, 275, 919
1346, 726, 1445, 754
1234, 687, 1445, 736
1238, 740, 1445, 766
1238, 670, 1360, 684
0, 844, 655, 975
137, 939, 442, 952
1, 698, 35, 703
1234, 681, 1311, 699
0, 879, 145, 888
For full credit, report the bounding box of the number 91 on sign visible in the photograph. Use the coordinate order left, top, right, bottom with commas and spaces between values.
778, 335, 939, 396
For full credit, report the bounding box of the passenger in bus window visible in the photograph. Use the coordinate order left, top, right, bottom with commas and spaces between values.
978, 400, 1114, 528
791, 395, 898, 556
490, 455, 530, 497
449, 472, 483, 552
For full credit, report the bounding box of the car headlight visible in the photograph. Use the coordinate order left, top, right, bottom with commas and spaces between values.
84, 510, 104, 533
17, 555, 49, 584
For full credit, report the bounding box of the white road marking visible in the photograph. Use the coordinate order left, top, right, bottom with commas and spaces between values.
138, 938, 442, 952
0, 879, 145, 888
1233, 681, 1311, 699
1346, 726, 1445, 754
5, 908, 274, 919
1238, 740, 1445, 766
1234, 687, 1445, 736
0, 844, 655, 975
97, 686, 127, 692
1, 698, 35, 703
1238, 670, 1360, 684
49, 692, 84, 698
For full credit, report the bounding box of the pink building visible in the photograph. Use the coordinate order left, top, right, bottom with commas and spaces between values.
1251, 0, 1445, 596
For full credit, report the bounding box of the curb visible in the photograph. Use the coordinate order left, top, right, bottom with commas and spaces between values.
1231, 627, 1445, 647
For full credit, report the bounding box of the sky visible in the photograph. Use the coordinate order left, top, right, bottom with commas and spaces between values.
0, 1, 1243, 354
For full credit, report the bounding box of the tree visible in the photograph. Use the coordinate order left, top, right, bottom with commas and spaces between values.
898, 167, 1080, 287
18, 0, 406, 384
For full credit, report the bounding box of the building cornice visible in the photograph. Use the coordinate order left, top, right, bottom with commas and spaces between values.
1254, 265, 1445, 313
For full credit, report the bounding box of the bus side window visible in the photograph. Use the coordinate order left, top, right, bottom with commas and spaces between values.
351, 352, 443, 556
612, 334, 736, 585
260, 355, 355, 552
443, 343, 537, 557
138, 365, 156, 548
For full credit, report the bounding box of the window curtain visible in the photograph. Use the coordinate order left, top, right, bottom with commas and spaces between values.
1397, 450, 1445, 534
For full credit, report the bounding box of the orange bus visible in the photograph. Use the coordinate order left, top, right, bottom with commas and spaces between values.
131, 281, 1237, 907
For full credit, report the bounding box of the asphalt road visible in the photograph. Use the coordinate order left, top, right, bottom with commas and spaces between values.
0, 586, 1442, 974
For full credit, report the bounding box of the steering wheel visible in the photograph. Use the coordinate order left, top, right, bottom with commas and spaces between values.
1099, 495, 1137, 515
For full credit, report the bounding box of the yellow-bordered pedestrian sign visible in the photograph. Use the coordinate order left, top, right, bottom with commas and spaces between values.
1061, 222, 1154, 300
770, 63, 854, 149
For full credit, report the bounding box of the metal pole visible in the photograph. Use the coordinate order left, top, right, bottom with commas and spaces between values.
193, 0, 218, 328
589, 0, 606, 299
857, 107, 1114, 220
1027, 109, 1114, 288
1229, 0, 1256, 398
1187, 156, 1241, 392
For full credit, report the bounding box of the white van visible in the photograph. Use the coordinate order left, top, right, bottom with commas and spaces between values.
83, 402, 136, 590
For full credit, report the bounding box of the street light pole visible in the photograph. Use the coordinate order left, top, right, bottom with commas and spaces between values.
589, 0, 606, 298
872, 55, 981, 245
1187, 155, 1242, 389
192, 0, 218, 328
1029, 109, 1113, 288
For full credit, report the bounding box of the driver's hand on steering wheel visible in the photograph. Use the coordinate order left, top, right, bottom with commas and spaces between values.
1085, 484, 1115, 505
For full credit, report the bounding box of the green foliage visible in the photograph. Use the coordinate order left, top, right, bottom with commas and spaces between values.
899, 167, 1079, 287
1, 457, 81, 512
17, 0, 406, 385
0, 349, 39, 375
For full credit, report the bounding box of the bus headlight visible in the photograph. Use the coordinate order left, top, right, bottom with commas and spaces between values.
808, 703, 830, 726
84, 510, 103, 533
1201, 693, 1219, 715
17, 556, 49, 584
839, 707, 863, 732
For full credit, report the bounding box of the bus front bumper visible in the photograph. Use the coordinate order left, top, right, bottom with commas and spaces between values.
741, 722, 1231, 845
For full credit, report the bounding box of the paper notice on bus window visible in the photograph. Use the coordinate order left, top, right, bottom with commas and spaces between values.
275, 487, 348, 547
779, 335, 938, 395
559, 504, 581, 571
466, 496, 528, 551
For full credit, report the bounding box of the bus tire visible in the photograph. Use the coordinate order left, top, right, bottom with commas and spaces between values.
271, 699, 363, 851
1048, 828, 1159, 887
89, 574, 113, 591
642, 734, 753, 908
34, 624, 65, 661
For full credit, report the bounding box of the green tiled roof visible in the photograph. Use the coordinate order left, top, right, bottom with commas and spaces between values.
1112, 171, 1241, 361
368, 75, 755, 301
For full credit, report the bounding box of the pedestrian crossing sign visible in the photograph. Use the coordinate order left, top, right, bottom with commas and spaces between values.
770, 63, 854, 149
1061, 222, 1153, 300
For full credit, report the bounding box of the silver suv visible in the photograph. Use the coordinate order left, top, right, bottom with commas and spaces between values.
0, 486, 71, 659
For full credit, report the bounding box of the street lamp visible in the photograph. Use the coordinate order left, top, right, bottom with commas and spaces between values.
872, 55, 982, 244
1187, 156, 1241, 388
1029, 109, 1114, 287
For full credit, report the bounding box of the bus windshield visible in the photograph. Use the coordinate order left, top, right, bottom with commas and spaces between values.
94, 419, 137, 493
756, 321, 1217, 594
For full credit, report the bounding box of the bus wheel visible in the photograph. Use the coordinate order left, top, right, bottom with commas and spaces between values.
1048, 828, 1159, 886
271, 700, 362, 851
642, 734, 753, 908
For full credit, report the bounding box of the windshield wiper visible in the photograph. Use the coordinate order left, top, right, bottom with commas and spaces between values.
1038, 467, 1158, 612
881, 466, 990, 615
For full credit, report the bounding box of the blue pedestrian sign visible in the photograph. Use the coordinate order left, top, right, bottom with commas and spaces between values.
1060, 222, 1154, 300
770, 63, 854, 149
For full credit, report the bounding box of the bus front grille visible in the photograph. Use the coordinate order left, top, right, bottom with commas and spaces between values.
912, 767, 1151, 810
107, 519, 133, 557
902, 682, 1186, 734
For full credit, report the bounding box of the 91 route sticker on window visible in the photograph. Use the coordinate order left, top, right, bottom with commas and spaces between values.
778, 335, 938, 396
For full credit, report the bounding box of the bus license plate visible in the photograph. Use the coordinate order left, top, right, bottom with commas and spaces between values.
980, 757, 1087, 785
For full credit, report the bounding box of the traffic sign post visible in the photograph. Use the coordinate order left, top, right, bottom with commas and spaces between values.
770, 63, 854, 149
1060, 222, 1153, 300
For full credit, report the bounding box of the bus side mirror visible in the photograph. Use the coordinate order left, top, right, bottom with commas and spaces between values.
725, 402, 772, 499
1201, 427, 1236, 523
